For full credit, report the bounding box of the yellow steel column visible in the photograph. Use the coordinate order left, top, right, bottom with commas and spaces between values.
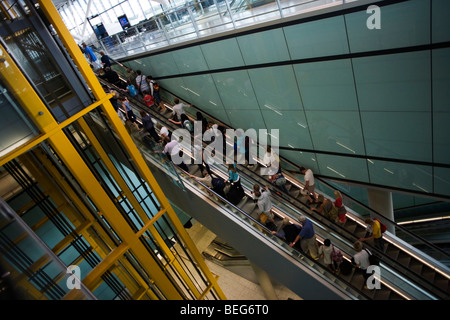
38, 0, 226, 299
0, 43, 182, 299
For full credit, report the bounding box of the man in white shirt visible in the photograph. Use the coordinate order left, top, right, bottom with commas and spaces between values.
263, 145, 280, 176
172, 98, 192, 120
252, 185, 274, 226
352, 240, 372, 289
162, 139, 189, 173
300, 166, 316, 203
135, 70, 149, 94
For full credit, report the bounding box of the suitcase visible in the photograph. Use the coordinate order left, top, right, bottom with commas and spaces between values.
226, 183, 245, 205
340, 260, 353, 276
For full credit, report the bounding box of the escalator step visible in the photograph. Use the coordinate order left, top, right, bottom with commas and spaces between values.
408, 260, 423, 275
343, 220, 357, 233
289, 189, 300, 198
389, 291, 405, 300
373, 287, 391, 300
284, 183, 293, 192
240, 202, 256, 212
361, 285, 376, 299
396, 253, 411, 267
351, 272, 366, 290
354, 225, 368, 239
433, 273, 450, 293
421, 266, 436, 283
236, 197, 248, 208
385, 245, 400, 260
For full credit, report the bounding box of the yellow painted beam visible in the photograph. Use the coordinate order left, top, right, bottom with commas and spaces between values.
80, 243, 128, 291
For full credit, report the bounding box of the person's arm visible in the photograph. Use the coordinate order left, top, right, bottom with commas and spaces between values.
359, 234, 375, 242
311, 203, 324, 213
168, 118, 181, 125
290, 233, 302, 247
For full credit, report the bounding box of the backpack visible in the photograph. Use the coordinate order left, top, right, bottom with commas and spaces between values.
331, 246, 343, 263
183, 120, 193, 132
340, 260, 353, 276
128, 85, 138, 97
274, 175, 286, 187
152, 81, 160, 91
365, 249, 380, 266
327, 204, 339, 222
211, 177, 225, 190
374, 218, 387, 233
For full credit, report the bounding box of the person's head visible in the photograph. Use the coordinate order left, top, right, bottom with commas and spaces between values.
174, 98, 180, 104
299, 166, 306, 174
136, 70, 142, 75
104, 67, 111, 72
298, 215, 306, 223
180, 114, 189, 122
100, 50, 105, 56
253, 184, 261, 197
102, 85, 109, 93
364, 218, 374, 225
324, 239, 331, 247
353, 240, 363, 252
266, 145, 272, 153
317, 194, 325, 203
334, 190, 342, 199
82, 42, 87, 48
127, 80, 132, 85
139, 110, 146, 117
228, 163, 236, 172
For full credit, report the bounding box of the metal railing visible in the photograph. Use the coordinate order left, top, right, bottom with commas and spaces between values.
84, 0, 353, 60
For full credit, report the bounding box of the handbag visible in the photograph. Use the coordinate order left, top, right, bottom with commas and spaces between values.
331, 245, 343, 262
259, 213, 268, 224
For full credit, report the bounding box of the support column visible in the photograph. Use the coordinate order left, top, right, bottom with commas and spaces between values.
250, 262, 278, 300
367, 188, 395, 235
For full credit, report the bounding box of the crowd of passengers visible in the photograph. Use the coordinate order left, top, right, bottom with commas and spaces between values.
86, 48, 386, 292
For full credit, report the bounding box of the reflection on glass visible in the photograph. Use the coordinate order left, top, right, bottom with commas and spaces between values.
367, 159, 433, 194
200, 38, 245, 70
315, 153, 369, 182
182, 74, 225, 111
237, 28, 290, 65
361, 111, 432, 162
212, 70, 259, 110
171, 46, 209, 73
353, 51, 431, 112
249, 65, 303, 111
283, 16, 349, 60
0, 82, 37, 158
294, 59, 358, 111
433, 167, 450, 197
306, 111, 365, 155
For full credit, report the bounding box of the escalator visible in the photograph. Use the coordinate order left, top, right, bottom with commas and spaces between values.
94, 76, 450, 299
